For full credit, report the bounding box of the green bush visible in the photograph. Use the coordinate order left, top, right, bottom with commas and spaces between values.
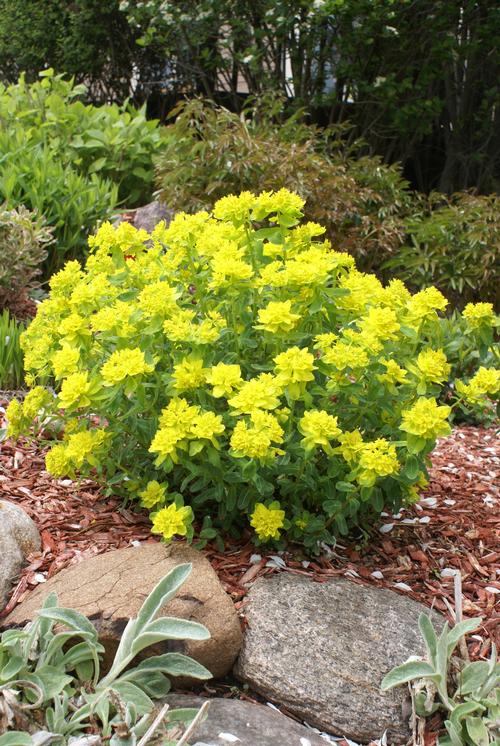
0, 311, 25, 390
0, 70, 163, 278
7, 190, 498, 552
155, 98, 413, 274
0, 563, 210, 744
385, 192, 500, 307
0, 203, 52, 317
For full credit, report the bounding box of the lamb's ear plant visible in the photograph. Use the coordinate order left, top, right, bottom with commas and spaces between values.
381, 577, 500, 745
0, 563, 211, 746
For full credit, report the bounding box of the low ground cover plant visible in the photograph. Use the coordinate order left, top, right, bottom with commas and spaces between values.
382, 584, 499, 745
0, 70, 162, 278
0, 563, 210, 744
5, 190, 499, 551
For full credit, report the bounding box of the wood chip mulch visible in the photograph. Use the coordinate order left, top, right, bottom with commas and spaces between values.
0, 408, 498, 658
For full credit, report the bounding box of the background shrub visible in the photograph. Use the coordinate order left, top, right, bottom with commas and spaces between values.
385, 192, 500, 308
0, 203, 52, 317
9, 191, 498, 552
0, 70, 163, 278
156, 100, 500, 306
155, 98, 413, 274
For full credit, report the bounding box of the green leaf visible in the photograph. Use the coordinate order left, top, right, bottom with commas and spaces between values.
0, 655, 25, 681
447, 618, 482, 655
109, 681, 154, 715
61, 640, 101, 669
135, 564, 193, 630
450, 701, 485, 733
41, 630, 95, 667
130, 617, 210, 655
135, 652, 212, 680
25, 667, 73, 698
381, 660, 436, 690
121, 670, 171, 698
336, 481, 357, 493
0, 733, 33, 746
37, 608, 98, 638
404, 454, 420, 480
166, 706, 203, 725
465, 716, 489, 746
443, 719, 465, 746
418, 614, 438, 666
435, 622, 451, 682
459, 661, 490, 695
76, 658, 95, 682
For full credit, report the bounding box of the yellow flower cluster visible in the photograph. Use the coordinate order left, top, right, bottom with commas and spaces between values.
415, 348, 451, 384
45, 428, 107, 477
151, 502, 193, 540
462, 302, 495, 328
10, 188, 496, 550
400, 398, 451, 441
139, 480, 166, 509
357, 439, 399, 486
256, 300, 301, 334
231, 410, 284, 461
250, 503, 286, 540
456, 367, 500, 404
149, 397, 225, 465
299, 410, 341, 454
274, 347, 315, 399
101, 348, 154, 385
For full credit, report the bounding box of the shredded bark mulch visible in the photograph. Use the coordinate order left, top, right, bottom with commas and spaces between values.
0, 409, 498, 659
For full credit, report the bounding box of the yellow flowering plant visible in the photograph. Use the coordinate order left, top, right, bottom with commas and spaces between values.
5, 190, 499, 552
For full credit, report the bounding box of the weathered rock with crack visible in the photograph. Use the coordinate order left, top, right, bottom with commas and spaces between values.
235, 573, 443, 744
0, 500, 41, 610
2, 543, 242, 679
166, 695, 328, 746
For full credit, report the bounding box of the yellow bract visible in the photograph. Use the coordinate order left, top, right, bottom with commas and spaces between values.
250, 503, 286, 541
151, 503, 193, 540
400, 398, 451, 440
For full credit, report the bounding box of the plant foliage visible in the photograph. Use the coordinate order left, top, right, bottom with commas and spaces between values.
0, 311, 25, 391
155, 98, 412, 275
0, 204, 52, 318
0, 563, 210, 745
0, 70, 163, 278
385, 193, 500, 308
382, 613, 500, 745
123, 0, 500, 194
5, 190, 499, 551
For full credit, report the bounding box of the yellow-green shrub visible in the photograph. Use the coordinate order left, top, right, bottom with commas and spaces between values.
6, 190, 499, 551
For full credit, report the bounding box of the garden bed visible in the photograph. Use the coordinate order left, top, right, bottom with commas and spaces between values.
1, 407, 498, 655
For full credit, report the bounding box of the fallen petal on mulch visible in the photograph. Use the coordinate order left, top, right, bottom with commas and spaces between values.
0, 412, 498, 653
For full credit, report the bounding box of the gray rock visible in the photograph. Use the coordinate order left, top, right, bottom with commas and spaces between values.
235, 574, 444, 744
2, 543, 242, 680
132, 201, 173, 233
0, 500, 41, 609
166, 695, 328, 746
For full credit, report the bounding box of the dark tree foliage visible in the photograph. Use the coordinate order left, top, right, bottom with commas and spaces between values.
1, 0, 499, 193
0, 0, 159, 103
123, 0, 500, 194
